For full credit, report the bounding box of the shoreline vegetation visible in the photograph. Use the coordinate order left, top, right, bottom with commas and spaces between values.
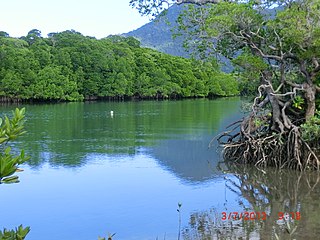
0, 30, 238, 103
0, 94, 233, 104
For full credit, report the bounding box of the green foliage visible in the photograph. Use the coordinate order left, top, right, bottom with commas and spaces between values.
293, 96, 305, 110
232, 51, 268, 95
301, 112, 320, 142
0, 108, 29, 184
0, 31, 238, 101
172, 0, 320, 121
0, 108, 30, 240
208, 72, 239, 96
0, 225, 30, 240
0, 109, 30, 239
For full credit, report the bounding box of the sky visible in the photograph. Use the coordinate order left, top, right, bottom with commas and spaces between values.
0, 0, 151, 38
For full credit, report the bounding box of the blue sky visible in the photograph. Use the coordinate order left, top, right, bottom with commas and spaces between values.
0, 0, 150, 38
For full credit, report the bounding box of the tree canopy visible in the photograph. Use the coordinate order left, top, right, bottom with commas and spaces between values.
0, 31, 238, 101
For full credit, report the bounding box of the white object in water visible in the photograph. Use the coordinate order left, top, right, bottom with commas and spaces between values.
110, 111, 114, 117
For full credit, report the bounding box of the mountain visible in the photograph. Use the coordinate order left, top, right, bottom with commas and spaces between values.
124, 5, 233, 72
124, 4, 189, 58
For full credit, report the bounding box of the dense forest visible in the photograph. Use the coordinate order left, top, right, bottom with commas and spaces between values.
0, 30, 238, 102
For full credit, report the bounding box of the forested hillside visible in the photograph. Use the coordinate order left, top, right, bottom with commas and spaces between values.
124, 4, 187, 57
0, 30, 238, 102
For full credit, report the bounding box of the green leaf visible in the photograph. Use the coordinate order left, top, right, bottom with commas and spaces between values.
16, 225, 30, 239
4, 147, 11, 155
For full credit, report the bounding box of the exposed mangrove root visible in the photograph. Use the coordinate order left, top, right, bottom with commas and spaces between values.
217, 114, 320, 170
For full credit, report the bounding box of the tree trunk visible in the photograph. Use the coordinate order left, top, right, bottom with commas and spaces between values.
303, 83, 316, 120
261, 71, 287, 132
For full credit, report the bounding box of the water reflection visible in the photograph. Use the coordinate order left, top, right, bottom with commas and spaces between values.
152, 136, 223, 184
4, 99, 240, 171
182, 164, 320, 239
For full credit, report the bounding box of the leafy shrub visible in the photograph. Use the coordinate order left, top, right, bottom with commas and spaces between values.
0, 225, 30, 240
0, 108, 29, 184
301, 112, 320, 142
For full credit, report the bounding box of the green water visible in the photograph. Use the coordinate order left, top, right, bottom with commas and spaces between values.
0, 98, 319, 239
14, 99, 239, 169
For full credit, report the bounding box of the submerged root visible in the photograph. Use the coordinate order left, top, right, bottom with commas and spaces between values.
218, 116, 320, 170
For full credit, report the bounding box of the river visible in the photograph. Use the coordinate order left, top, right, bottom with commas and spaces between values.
0, 98, 319, 239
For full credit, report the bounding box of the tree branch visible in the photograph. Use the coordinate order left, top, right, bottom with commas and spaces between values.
240, 31, 282, 61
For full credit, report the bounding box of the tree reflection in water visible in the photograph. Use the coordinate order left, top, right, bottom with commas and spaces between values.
182, 164, 320, 239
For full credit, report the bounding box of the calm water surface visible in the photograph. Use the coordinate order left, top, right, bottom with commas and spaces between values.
1, 98, 319, 240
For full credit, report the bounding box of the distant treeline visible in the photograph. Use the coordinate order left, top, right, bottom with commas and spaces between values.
0, 29, 239, 101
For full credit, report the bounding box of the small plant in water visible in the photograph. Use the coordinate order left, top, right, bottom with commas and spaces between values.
0, 225, 30, 240
177, 202, 182, 240
98, 232, 116, 240
274, 220, 298, 240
